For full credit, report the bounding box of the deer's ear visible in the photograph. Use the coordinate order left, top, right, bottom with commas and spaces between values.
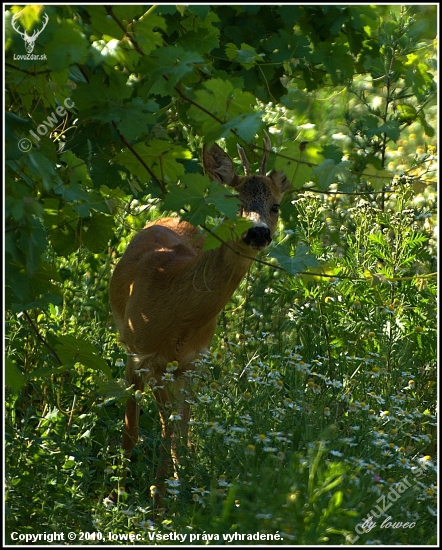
203, 143, 238, 186
268, 169, 291, 194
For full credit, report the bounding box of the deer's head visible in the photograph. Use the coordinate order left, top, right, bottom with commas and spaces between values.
203, 134, 290, 250
12, 12, 49, 54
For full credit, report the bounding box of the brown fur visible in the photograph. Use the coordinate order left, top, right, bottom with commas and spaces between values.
109, 141, 290, 498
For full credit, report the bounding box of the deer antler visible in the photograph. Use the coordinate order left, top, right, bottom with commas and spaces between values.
236, 144, 251, 176
237, 131, 271, 176
11, 13, 27, 39
12, 11, 49, 53
32, 12, 49, 38
259, 131, 271, 176
27, 12, 49, 40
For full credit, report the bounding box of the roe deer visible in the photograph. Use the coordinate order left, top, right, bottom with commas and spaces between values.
109, 134, 290, 499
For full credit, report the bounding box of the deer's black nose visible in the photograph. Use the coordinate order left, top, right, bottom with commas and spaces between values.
243, 225, 272, 249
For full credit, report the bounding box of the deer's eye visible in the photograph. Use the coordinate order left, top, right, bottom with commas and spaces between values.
271, 204, 280, 214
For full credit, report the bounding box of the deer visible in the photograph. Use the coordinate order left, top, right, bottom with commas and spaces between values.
108, 134, 290, 500
11, 12, 49, 54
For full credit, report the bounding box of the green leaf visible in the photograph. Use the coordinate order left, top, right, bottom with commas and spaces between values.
62, 457, 76, 469
362, 164, 392, 191
275, 5, 304, 29
81, 212, 114, 253
418, 113, 435, 138
275, 142, 325, 189
90, 97, 158, 141
312, 159, 352, 191
26, 151, 58, 192
5, 357, 25, 394
162, 173, 210, 213
42, 199, 80, 256
268, 242, 318, 275
10, 292, 63, 314
5, 263, 31, 309
84, 5, 126, 38
162, 173, 241, 227
225, 43, 264, 69
54, 335, 112, 378
72, 71, 132, 117
218, 112, 264, 144
280, 89, 311, 112
60, 150, 93, 188
115, 140, 191, 187
96, 378, 131, 400
18, 217, 47, 276
187, 78, 257, 138
5, 112, 33, 159
311, 41, 354, 83
404, 56, 434, 101
132, 12, 166, 54
87, 156, 125, 189
29, 364, 71, 379
375, 121, 401, 142
178, 12, 220, 54
362, 116, 401, 142
49, 225, 78, 256
360, 114, 380, 135
395, 104, 417, 124
207, 186, 241, 220
70, 189, 110, 217
187, 5, 212, 20
264, 28, 310, 63
141, 46, 204, 96
203, 218, 252, 251
7, 259, 62, 312
320, 145, 343, 164
45, 19, 89, 72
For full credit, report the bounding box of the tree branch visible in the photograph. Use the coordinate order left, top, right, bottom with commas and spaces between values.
111, 121, 166, 194
23, 311, 63, 365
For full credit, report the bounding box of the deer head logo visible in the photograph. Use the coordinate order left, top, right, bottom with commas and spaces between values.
12, 12, 49, 54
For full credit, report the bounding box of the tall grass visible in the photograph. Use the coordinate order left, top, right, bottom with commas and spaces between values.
5, 184, 437, 545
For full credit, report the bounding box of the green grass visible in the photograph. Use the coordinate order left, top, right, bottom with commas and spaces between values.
5, 184, 437, 545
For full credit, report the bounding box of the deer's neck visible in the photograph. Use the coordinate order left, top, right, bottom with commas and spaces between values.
186, 241, 255, 317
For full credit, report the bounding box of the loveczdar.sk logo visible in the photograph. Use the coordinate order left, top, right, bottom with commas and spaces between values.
12, 11, 49, 54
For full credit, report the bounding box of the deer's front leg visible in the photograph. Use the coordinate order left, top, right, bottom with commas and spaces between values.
122, 355, 146, 457
153, 376, 190, 497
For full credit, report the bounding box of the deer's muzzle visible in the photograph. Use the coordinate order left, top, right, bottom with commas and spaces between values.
242, 224, 272, 249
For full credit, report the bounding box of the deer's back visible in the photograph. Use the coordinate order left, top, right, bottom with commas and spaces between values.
109, 218, 210, 365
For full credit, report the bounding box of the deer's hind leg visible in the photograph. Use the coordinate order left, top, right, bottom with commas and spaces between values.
122, 355, 149, 456
110, 355, 147, 501
152, 375, 190, 498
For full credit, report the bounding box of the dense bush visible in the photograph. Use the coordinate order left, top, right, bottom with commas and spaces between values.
5, 4, 436, 545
